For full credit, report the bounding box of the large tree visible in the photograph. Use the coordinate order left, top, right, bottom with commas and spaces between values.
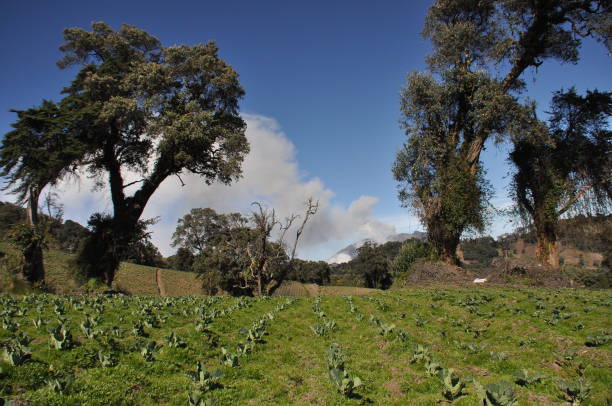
1, 100, 86, 284
393, 0, 610, 264
510, 88, 611, 267
56, 22, 248, 286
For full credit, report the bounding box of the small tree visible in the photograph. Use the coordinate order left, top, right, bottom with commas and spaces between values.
172, 208, 247, 255
391, 239, 435, 277
352, 241, 394, 289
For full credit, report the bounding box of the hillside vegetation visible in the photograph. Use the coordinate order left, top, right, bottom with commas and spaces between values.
0, 243, 199, 296
1, 243, 374, 298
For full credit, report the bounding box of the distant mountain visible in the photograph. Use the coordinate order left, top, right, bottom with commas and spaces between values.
327, 231, 426, 264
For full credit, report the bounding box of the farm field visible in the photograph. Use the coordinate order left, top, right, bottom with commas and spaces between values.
1, 287, 611, 405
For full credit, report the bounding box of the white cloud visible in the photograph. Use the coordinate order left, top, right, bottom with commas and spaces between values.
48, 114, 396, 259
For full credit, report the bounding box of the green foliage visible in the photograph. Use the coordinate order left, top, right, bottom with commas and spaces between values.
132, 322, 146, 337
97, 350, 116, 367
219, 347, 239, 367
440, 368, 466, 401
475, 380, 518, 406
73, 213, 157, 286
165, 331, 187, 348
391, 239, 435, 278
188, 392, 217, 406
329, 367, 363, 397
585, 331, 611, 347
7, 223, 47, 283
167, 247, 195, 272
0, 97, 90, 285
557, 379, 592, 404
513, 369, 546, 386
352, 241, 396, 289
326, 343, 362, 397
424, 358, 442, 377
370, 314, 396, 337
177, 208, 264, 295
46, 376, 73, 395
49, 324, 73, 350
186, 361, 223, 392
410, 343, 431, 364
461, 236, 498, 264
42, 21, 250, 287
80, 315, 100, 338
510, 89, 611, 266
8, 223, 47, 252
285, 259, 331, 285
123, 239, 166, 268
0, 287, 609, 404
3, 343, 31, 366
172, 208, 247, 255
0, 100, 86, 205
0, 202, 24, 238
140, 340, 159, 362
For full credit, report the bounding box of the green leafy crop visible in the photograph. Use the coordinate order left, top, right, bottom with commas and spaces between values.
475, 380, 518, 406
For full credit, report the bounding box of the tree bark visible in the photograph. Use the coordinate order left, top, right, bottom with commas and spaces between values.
257, 274, 262, 297
23, 186, 45, 285
534, 219, 560, 269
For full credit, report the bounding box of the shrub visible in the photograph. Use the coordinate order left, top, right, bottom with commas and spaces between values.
391, 239, 435, 278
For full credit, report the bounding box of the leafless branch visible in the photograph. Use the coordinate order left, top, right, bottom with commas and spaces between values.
290, 198, 319, 261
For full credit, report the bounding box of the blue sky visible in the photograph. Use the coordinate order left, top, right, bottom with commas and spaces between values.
1, 1, 609, 260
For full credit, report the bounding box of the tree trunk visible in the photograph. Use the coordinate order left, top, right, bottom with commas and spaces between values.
532, 207, 560, 268
76, 207, 143, 288
535, 222, 559, 269
256, 274, 262, 297
427, 216, 461, 266
23, 187, 45, 285
438, 243, 460, 265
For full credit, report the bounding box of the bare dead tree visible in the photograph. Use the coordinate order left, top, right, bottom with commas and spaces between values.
289, 198, 319, 261
242, 198, 319, 296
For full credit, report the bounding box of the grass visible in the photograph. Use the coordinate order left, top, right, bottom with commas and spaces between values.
1, 243, 380, 297
0, 243, 199, 296
272, 281, 379, 297
1, 287, 610, 405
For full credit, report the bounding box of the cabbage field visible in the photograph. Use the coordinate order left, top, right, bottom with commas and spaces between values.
1, 287, 611, 405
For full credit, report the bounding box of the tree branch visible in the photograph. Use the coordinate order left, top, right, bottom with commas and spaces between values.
122, 179, 145, 189
556, 177, 612, 216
